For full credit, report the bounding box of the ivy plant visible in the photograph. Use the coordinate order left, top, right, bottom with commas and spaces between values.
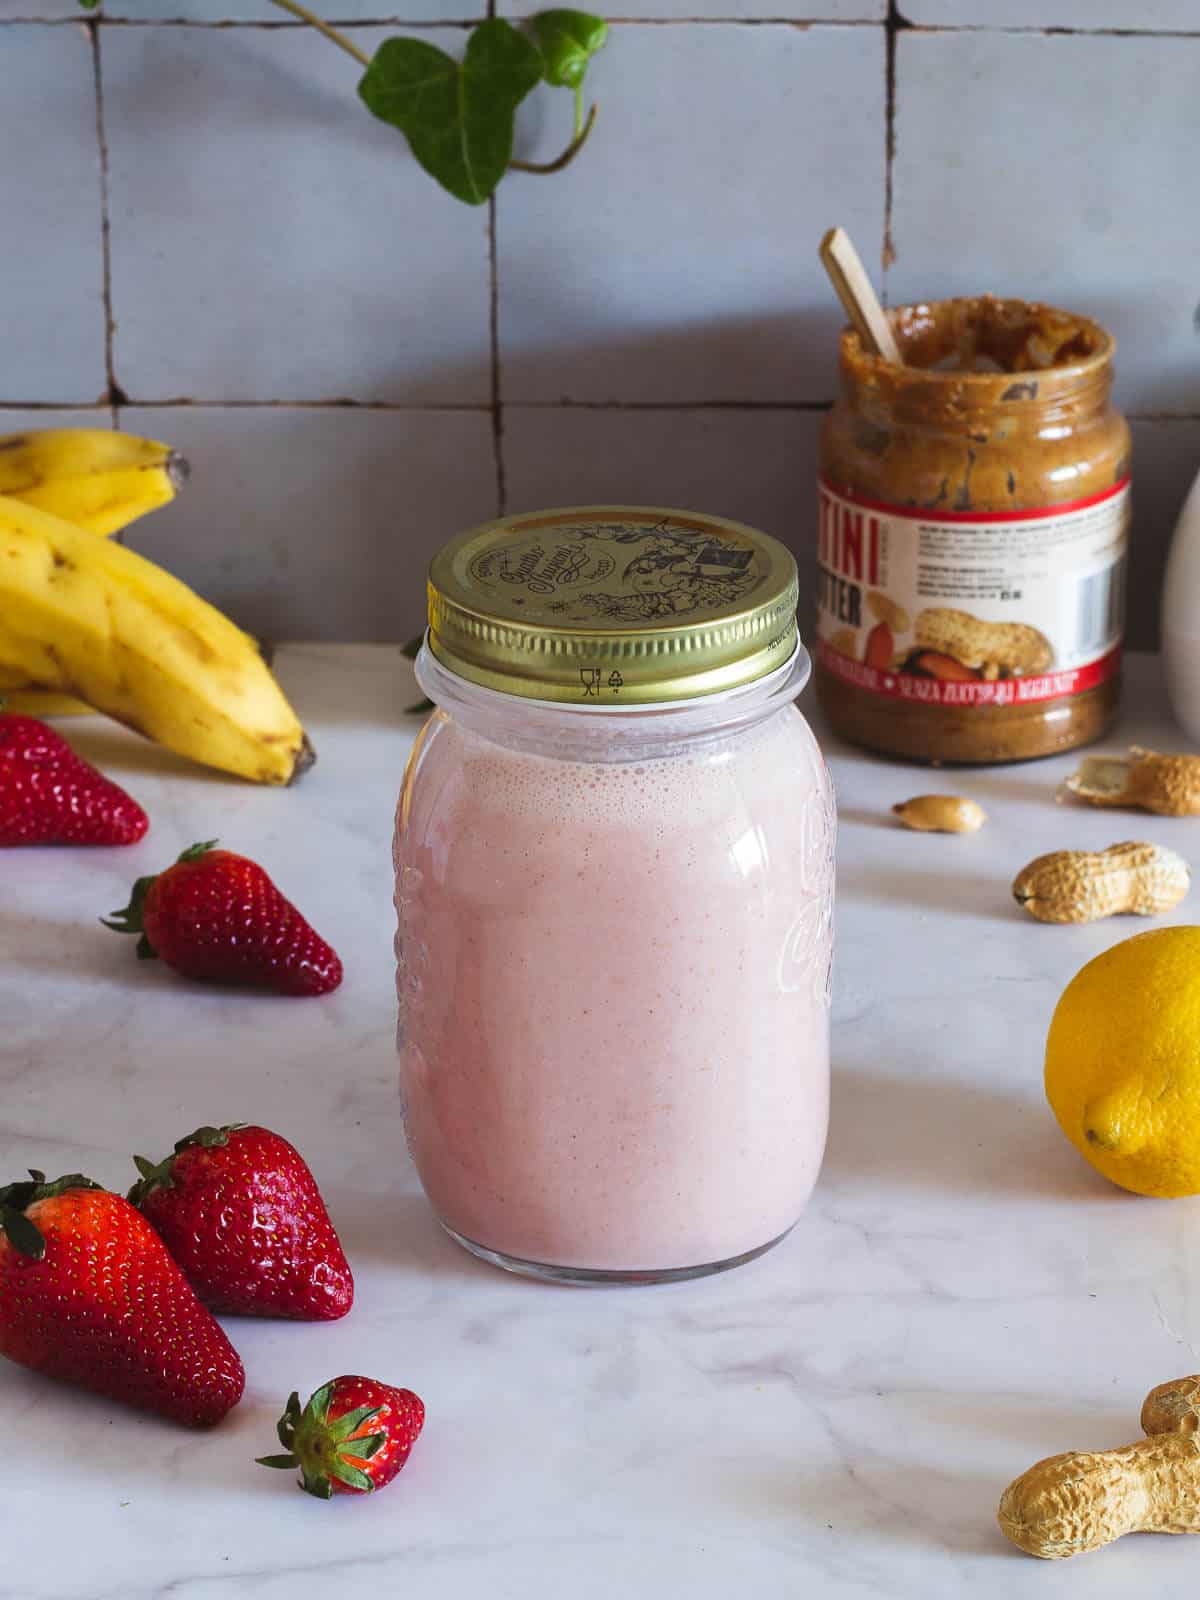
77, 2, 607, 206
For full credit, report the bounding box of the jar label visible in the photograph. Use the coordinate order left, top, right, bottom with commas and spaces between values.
815, 477, 1130, 706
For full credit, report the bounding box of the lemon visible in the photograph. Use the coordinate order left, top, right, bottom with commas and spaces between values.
1045, 925, 1200, 1197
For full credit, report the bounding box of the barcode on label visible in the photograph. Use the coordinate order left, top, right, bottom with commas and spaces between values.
1074, 557, 1124, 657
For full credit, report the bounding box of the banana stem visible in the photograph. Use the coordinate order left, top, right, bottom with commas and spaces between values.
510, 103, 598, 176
268, 0, 370, 67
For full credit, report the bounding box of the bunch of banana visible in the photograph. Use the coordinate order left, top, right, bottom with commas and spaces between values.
0, 430, 311, 784
0, 427, 186, 536
0, 428, 186, 716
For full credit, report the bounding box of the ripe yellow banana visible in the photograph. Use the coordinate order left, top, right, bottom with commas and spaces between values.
0, 427, 186, 537
0, 678, 90, 718
0, 495, 311, 784
0, 428, 188, 714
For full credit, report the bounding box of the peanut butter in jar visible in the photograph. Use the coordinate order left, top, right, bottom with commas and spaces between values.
815, 296, 1131, 764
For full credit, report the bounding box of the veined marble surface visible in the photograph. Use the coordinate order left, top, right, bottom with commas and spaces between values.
3, 646, 1200, 1599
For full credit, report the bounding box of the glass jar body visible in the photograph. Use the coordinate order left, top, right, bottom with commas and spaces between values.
394, 649, 835, 1283
816, 298, 1132, 765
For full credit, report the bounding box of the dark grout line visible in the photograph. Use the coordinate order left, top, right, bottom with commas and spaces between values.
86, 19, 123, 411
0, 397, 833, 413
9, 14, 1200, 31
4, 400, 1199, 421
2, 398, 498, 411
6, 14, 876, 25
510, 399, 835, 411
8, 15, 495, 28
578, 16, 848, 23
880, 0, 908, 281
0, 402, 115, 413
483, 0, 508, 513
487, 199, 508, 517
902, 22, 1200, 39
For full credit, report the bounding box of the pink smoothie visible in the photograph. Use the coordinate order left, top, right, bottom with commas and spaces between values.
394, 701, 834, 1273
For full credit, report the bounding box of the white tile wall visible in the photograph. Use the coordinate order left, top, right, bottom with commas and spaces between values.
888, 30, 1200, 415
103, 2, 475, 17
121, 407, 498, 640
8, 2, 85, 15
905, 0, 1200, 28
504, 407, 820, 558
498, 24, 885, 404
498, 0, 884, 16
103, 25, 491, 402
0, 407, 116, 435
2, 8, 1198, 647
1, 26, 107, 402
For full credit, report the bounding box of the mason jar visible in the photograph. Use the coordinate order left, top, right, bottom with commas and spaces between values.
394, 507, 835, 1284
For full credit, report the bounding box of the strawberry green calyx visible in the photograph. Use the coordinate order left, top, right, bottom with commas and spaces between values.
128, 1122, 247, 1206
0, 1170, 104, 1260
257, 1384, 387, 1499
101, 840, 219, 959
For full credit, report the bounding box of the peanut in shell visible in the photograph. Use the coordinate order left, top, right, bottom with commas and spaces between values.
999, 1374, 1200, 1561
1063, 747, 1200, 817
1011, 841, 1190, 925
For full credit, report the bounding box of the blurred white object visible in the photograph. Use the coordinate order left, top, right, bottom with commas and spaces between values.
1162, 466, 1200, 745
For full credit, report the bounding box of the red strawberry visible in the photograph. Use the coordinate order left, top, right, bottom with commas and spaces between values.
129, 1123, 353, 1321
258, 1376, 425, 1498
0, 712, 148, 846
103, 840, 342, 995
0, 1170, 244, 1426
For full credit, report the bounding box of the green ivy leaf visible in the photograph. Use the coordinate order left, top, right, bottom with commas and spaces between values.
359, 19, 543, 206
77, 0, 100, 9
530, 11, 608, 91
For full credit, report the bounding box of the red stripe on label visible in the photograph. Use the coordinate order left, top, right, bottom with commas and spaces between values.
818, 476, 1131, 525
817, 640, 1122, 706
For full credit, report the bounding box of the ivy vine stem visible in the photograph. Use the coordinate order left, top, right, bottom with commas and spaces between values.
510, 102, 598, 175
267, 0, 600, 188
268, 0, 371, 67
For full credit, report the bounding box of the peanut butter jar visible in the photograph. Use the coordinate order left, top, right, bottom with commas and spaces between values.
815, 297, 1131, 764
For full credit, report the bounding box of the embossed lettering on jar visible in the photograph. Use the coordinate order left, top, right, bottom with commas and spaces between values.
394, 507, 835, 1284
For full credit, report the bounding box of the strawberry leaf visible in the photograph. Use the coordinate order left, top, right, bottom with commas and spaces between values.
100, 873, 158, 944
175, 1125, 241, 1153
0, 1172, 103, 1259
0, 1205, 45, 1260
358, 20, 543, 206
308, 1381, 334, 1428
327, 1403, 383, 1442
338, 1433, 386, 1461
327, 1458, 374, 1492
256, 1453, 299, 1470
177, 840, 219, 864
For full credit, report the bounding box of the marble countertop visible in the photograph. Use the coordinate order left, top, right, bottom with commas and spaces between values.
5, 646, 1200, 1599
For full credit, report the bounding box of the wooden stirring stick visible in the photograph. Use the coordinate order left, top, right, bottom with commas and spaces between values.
819, 227, 902, 365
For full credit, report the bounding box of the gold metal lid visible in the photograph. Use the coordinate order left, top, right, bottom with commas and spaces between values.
427, 506, 800, 705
